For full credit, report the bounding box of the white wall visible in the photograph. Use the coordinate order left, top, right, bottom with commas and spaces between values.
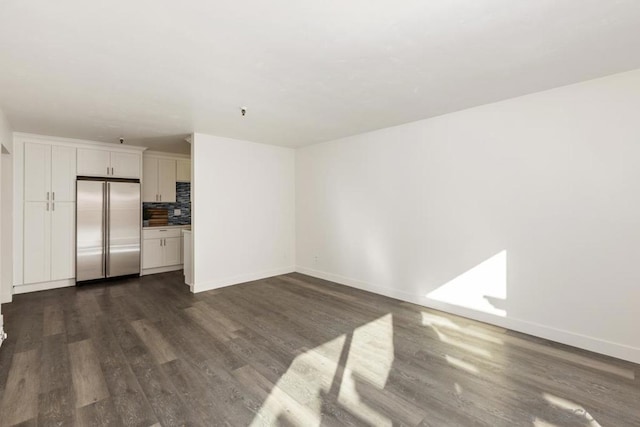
191, 133, 295, 292
296, 69, 640, 363
0, 108, 13, 346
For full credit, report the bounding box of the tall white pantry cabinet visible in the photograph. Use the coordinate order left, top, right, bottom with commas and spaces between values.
23, 142, 76, 285
13, 134, 146, 294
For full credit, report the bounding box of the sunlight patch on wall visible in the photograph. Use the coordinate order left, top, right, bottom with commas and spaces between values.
426, 250, 507, 316
250, 314, 395, 426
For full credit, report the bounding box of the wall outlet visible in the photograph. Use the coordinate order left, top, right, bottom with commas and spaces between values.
174, 209, 181, 216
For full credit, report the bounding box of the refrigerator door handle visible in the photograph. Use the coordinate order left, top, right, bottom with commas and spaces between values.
102, 182, 107, 277
106, 182, 111, 277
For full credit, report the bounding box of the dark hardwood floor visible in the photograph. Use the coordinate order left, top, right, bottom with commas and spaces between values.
0, 271, 638, 426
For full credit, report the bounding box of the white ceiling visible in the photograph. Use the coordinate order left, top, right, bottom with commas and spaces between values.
1, 1, 640, 152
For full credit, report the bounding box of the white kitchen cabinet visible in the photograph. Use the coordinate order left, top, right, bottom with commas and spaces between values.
77, 148, 111, 176
141, 227, 185, 274
51, 145, 77, 201
23, 200, 76, 285
142, 238, 164, 269
180, 233, 184, 264
23, 142, 76, 285
50, 202, 75, 280
164, 237, 181, 266
23, 202, 51, 284
176, 159, 191, 182
24, 143, 52, 202
77, 148, 141, 178
158, 159, 176, 202
25, 143, 76, 202
142, 156, 176, 202
111, 151, 141, 178
142, 158, 159, 202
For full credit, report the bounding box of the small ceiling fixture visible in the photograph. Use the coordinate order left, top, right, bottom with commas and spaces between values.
240, 107, 247, 116
119, 137, 124, 144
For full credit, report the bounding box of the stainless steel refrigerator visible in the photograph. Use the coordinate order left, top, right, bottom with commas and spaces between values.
76, 178, 141, 282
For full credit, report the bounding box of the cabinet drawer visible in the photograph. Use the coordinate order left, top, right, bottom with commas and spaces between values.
143, 228, 182, 239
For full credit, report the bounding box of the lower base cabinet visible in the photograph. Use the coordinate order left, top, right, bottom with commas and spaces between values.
142, 228, 184, 272
23, 201, 75, 285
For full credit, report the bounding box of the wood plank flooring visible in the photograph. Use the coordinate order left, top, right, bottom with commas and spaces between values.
0, 271, 638, 426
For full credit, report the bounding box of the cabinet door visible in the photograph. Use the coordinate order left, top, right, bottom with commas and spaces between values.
180, 234, 184, 264
77, 149, 111, 177
111, 152, 141, 179
158, 159, 176, 203
24, 202, 51, 284
163, 237, 181, 266
142, 157, 159, 202
51, 145, 77, 202
24, 143, 51, 202
51, 202, 75, 280
176, 160, 191, 182
142, 238, 163, 269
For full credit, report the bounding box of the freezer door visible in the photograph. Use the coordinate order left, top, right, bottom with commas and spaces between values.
76, 180, 105, 281
107, 181, 140, 277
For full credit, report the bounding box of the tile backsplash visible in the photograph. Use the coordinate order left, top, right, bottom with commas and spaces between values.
143, 182, 191, 225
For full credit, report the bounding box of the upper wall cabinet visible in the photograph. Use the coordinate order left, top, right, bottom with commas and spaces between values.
77, 148, 141, 178
176, 159, 191, 182
24, 142, 76, 202
143, 156, 176, 202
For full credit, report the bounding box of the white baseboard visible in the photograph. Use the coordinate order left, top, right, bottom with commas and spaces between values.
295, 266, 640, 364
13, 278, 75, 295
141, 265, 183, 276
193, 266, 296, 293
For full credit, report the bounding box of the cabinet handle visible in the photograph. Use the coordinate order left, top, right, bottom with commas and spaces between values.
159, 194, 162, 202
107, 166, 110, 175
111, 167, 114, 175
46, 192, 49, 201
52, 202, 55, 211
52, 192, 55, 201
46, 202, 49, 211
